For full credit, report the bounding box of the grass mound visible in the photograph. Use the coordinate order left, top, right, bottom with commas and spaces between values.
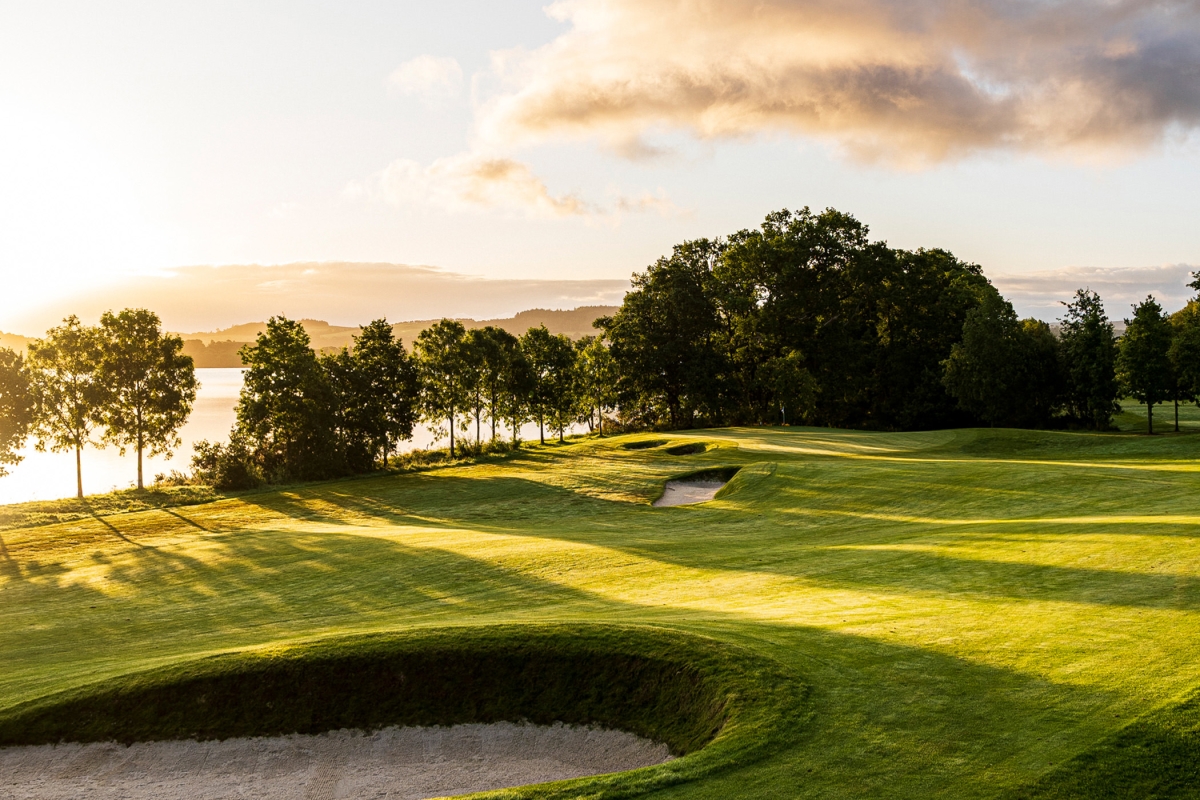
666, 443, 709, 456
621, 439, 668, 450
0, 623, 806, 799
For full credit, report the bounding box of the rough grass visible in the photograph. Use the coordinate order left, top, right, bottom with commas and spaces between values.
5, 426, 1200, 797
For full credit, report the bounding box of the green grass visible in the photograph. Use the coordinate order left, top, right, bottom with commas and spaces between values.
4, 426, 1200, 797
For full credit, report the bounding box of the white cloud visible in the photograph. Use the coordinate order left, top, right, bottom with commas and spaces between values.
350, 150, 678, 221
472, 0, 1200, 165
388, 55, 463, 97
993, 263, 1200, 321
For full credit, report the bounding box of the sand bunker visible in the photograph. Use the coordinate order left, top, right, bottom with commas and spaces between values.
654, 479, 727, 507
0, 722, 671, 800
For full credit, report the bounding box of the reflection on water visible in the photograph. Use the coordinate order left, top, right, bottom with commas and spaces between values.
0, 368, 586, 505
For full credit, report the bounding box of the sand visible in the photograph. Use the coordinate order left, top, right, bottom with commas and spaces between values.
653, 479, 727, 507
0, 722, 672, 800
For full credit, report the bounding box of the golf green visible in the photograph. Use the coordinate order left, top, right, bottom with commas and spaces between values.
3, 426, 1200, 798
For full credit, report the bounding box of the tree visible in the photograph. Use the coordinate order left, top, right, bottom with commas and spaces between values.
237, 316, 337, 480
762, 350, 817, 425
348, 319, 418, 467
1018, 319, 1063, 428
476, 327, 520, 442
96, 309, 198, 490
603, 239, 724, 429
942, 291, 1026, 426
414, 320, 470, 458
521, 325, 576, 444
462, 328, 493, 447
27, 316, 105, 499
1059, 289, 1119, 429
1118, 295, 1173, 434
0, 348, 33, 478
499, 339, 533, 446
1169, 299, 1200, 432
574, 335, 617, 434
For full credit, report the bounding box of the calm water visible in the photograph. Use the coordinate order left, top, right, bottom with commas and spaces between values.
0, 368, 584, 505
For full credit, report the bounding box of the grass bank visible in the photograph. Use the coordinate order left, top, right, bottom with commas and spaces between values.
4, 426, 1200, 797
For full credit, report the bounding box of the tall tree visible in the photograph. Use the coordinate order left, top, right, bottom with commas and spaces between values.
520, 326, 577, 444
462, 328, 492, 447
237, 316, 337, 480
476, 327, 520, 442
574, 335, 617, 434
762, 349, 817, 425
351, 319, 418, 467
1118, 295, 1173, 434
1018, 318, 1064, 428
499, 339, 533, 446
27, 316, 105, 499
1059, 289, 1119, 429
96, 309, 198, 490
603, 239, 724, 429
1169, 299, 1200, 432
0, 348, 33, 478
414, 320, 470, 458
941, 290, 1026, 426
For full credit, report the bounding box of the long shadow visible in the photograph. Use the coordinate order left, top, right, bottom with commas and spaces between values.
0, 520, 1150, 799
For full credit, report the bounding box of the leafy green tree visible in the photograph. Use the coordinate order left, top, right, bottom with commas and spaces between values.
414, 320, 470, 457
27, 316, 105, 498
942, 291, 1027, 426
520, 325, 577, 444
603, 239, 724, 429
1118, 295, 1173, 434
237, 316, 337, 480
762, 350, 817, 425
474, 327, 520, 442
1169, 300, 1200, 432
1058, 289, 1119, 429
347, 319, 417, 467
321, 348, 376, 472
499, 339, 534, 446
1019, 318, 1064, 428
96, 309, 198, 490
574, 335, 617, 434
461, 328, 493, 447
0, 348, 33, 478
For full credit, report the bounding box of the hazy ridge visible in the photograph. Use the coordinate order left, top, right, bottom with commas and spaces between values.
179, 306, 618, 367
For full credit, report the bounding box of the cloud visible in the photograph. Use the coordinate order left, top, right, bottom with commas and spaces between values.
474, 0, 1200, 164
348, 151, 678, 220
389, 55, 463, 97
992, 263, 1199, 321
8, 262, 630, 334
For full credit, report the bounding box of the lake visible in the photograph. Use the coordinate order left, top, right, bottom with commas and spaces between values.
0, 368, 586, 505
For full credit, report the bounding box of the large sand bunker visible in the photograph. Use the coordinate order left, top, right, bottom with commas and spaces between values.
0, 722, 671, 800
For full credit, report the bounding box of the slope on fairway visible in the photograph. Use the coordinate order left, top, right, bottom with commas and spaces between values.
3, 426, 1200, 798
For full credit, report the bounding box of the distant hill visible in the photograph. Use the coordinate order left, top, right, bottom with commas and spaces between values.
0, 331, 31, 356
178, 306, 618, 368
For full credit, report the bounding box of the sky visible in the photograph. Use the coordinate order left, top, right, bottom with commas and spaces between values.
3, 0, 1200, 333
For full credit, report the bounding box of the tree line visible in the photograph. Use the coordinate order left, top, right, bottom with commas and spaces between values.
596, 207, 1200, 436
0, 310, 196, 497
190, 316, 616, 488
2, 205, 1197, 497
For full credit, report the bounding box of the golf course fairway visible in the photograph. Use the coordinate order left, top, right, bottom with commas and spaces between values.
3, 426, 1200, 798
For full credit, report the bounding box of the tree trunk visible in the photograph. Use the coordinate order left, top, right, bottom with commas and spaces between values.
476, 409, 481, 447
1175, 396, 1180, 432
75, 442, 83, 500
597, 409, 602, 436
1148, 402, 1154, 435
449, 405, 456, 458
559, 423, 564, 444
539, 414, 545, 445
136, 412, 144, 491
